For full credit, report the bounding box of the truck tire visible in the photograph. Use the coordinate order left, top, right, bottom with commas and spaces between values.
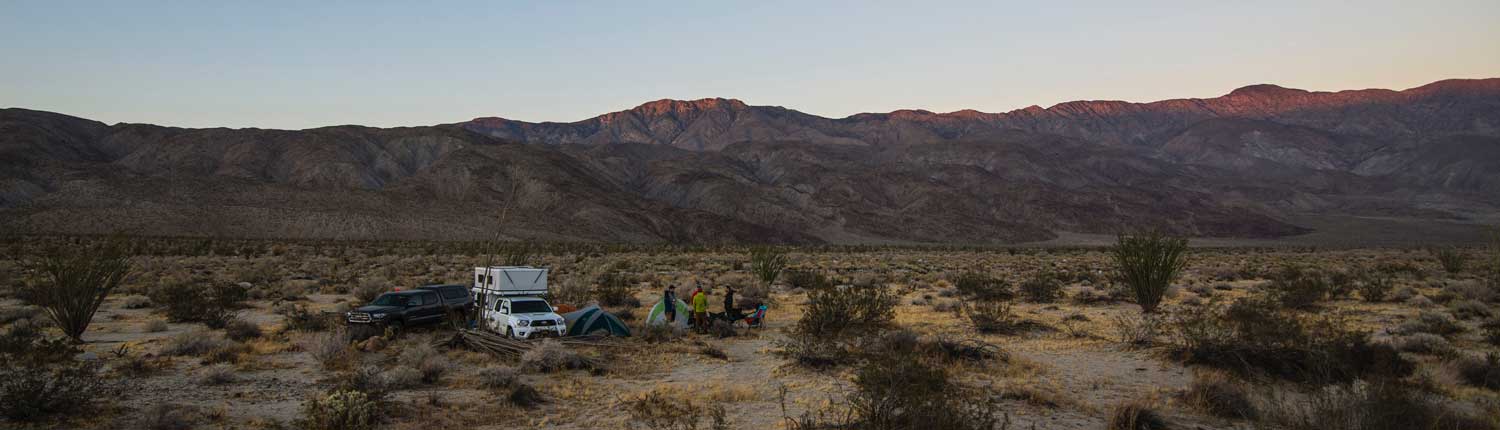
388, 320, 404, 333
506, 326, 515, 339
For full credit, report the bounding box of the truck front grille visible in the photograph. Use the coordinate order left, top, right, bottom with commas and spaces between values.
348, 313, 372, 323
531, 320, 556, 327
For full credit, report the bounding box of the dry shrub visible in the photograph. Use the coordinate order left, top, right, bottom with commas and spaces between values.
303, 329, 354, 370
277, 303, 335, 332
1450, 299, 1493, 320
951, 272, 1013, 301
749, 247, 788, 286
963, 301, 1038, 335
476, 365, 518, 391
0, 360, 103, 421
1106, 401, 1168, 430
123, 295, 153, 309
224, 318, 263, 341
638, 323, 684, 344
396, 340, 451, 383
624, 387, 730, 430
1019, 270, 1064, 303
1180, 372, 1257, 420
1431, 247, 1468, 274
1111, 312, 1165, 348
1483, 318, 1500, 346
352, 278, 387, 303
163, 330, 235, 357
1395, 311, 1462, 336
1264, 266, 1331, 309
1451, 353, 1500, 390
782, 344, 1005, 430
1169, 296, 1412, 384
1392, 333, 1453, 355
780, 284, 897, 368
595, 269, 639, 308
520, 339, 592, 373
377, 366, 422, 390
699, 344, 728, 360
1269, 380, 1496, 430
784, 269, 833, 291
1436, 281, 1496, 303
197, 363, 237, 385
1356, 270, 1395, 302
150, 280, 246, 328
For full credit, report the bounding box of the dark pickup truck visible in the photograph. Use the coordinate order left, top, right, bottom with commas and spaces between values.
346, 290, 447, 329
418, 284, 473, 313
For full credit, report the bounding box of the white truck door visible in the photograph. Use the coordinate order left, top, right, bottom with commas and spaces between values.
495, 299, 512, 333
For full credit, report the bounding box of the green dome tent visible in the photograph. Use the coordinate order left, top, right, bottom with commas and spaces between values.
646, 298, 691, 329
563, 305, 631, 337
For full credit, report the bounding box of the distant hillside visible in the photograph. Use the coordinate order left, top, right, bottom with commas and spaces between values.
3, 78, 1498, 244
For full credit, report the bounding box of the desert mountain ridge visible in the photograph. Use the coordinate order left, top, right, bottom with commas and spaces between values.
2, 78, 1498, 245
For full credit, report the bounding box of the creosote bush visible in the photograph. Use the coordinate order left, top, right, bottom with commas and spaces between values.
1112, 232, 1188, 313
1264, 266, 1331, 309
782, 343, 1005, 430
151, 280, 247, 328
951, 272, 1014, 301
1019, 269, 1064, 303
0, 360, 103, 421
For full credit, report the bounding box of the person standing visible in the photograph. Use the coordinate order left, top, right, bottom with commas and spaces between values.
663, 285, 678, 322
723, 286, 741, 321
691, 286, 708, 331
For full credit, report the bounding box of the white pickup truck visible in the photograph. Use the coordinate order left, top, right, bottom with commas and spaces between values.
471, 266, 567, 339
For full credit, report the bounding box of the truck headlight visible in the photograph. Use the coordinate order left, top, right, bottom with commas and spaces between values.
372, 313, 387, 319
517, 320, 530, 327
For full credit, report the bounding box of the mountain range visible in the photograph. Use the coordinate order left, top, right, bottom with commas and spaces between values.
3, 78, 1498, 244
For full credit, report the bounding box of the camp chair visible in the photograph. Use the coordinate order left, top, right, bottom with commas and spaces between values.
740, 305, 767, 328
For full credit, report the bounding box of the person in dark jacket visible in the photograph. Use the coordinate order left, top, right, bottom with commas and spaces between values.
663, 285, 678, 322
723, 286, 744, 321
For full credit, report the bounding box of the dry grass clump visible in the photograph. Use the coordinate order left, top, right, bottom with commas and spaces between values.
1356, 270, 1395, 302
0, 360, 103, 422
143, 319, 169, 333
1111, 312, 1164, 348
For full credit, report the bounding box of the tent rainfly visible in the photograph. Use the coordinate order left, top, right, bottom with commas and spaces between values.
562, 305, 631, 337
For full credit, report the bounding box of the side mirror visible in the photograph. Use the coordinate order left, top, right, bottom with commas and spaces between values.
552, 306, 559, 312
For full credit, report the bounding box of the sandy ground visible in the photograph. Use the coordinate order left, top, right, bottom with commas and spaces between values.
2, 246, 1498, 429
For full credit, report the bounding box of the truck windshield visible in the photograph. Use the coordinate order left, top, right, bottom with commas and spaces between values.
511, 300, 552, 314
371, 294, 411, 307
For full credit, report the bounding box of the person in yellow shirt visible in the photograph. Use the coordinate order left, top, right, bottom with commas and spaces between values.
691, 286, 708, 332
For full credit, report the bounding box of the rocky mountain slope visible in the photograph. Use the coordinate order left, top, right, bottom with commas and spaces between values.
3, 78, 1497, 244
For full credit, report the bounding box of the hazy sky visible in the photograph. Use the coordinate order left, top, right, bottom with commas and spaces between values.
3, 1, 1498, 129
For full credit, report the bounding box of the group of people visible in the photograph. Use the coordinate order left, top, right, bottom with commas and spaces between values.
662, 282, 745, 332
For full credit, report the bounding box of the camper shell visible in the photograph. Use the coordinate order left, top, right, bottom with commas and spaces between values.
471, 266, 566, 339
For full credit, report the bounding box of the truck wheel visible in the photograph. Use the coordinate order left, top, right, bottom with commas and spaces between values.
506, 326, 515, 339
387, 320, 404, 334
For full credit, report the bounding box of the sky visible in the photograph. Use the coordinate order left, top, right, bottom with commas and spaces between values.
2, 1, 1498, 129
